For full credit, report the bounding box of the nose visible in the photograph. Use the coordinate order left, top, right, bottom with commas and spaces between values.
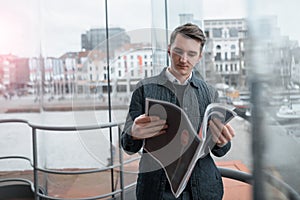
179, 53, 188, 63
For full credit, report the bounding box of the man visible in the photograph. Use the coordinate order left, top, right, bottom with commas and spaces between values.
121, 23, 235, 200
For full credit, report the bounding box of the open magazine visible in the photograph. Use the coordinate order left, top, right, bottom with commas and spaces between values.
144, 98, 237, 198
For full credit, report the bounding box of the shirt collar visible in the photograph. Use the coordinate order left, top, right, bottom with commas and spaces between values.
165, 67, 192, 85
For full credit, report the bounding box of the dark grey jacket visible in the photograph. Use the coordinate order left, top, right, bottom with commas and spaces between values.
121, 68, 231, 200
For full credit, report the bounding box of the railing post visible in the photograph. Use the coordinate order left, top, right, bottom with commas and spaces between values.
118, 125, 125, 200
32, 128, 39, 200
109, 126, 115, 198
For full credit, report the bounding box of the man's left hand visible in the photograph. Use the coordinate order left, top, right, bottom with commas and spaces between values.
209, 118, 235, 147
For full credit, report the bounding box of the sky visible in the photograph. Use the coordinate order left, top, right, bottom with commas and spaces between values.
0, 0, 298, 58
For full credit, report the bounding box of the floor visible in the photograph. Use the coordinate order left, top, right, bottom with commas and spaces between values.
0, 160, 252, 200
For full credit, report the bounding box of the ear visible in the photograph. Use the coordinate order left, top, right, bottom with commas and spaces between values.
197, 52, 203, 62
167, 45, 171, 56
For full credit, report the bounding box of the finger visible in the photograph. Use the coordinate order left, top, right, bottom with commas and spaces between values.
208, 121, 221, 142
221, 125, 232, 142
134, 123, 168, 139
135, 115, 161, 124
144, 123, 168, 134
226, 124, 235, 137
212, 118, 224, 131
208, 120, 221, 137
222, 124, 235, 141
209, 120, 226, 145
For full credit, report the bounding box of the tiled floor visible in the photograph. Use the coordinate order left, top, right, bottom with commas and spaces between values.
217, 160, 252, 200
0, 160, 252, 199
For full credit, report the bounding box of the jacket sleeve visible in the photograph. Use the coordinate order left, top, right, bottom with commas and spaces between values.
211, 142, 231, 157
121, 85, 144, 155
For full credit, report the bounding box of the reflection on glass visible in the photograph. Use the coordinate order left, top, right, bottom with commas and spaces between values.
248, 0, 300, 199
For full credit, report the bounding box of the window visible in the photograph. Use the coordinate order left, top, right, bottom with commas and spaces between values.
231, 52, 236, 59
215, 52, 221, 61
229, 27, 238, 37
212, 28, 222, 38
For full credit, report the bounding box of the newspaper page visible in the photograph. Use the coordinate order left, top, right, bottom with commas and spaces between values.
144, 98, 237, 198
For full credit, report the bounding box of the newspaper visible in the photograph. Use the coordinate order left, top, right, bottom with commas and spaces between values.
144, 98, 237, 198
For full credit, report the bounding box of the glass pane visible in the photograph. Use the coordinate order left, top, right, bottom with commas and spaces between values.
151, 0, 253, 199
0, 0, 40, 171
248, 0, 300, 199
0, 0, 41, 112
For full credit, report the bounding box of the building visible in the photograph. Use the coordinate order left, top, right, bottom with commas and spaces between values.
112, 43, 154, 93
81, 27, 131, 54
0, 54, 25, 96
203, 18, 247, 87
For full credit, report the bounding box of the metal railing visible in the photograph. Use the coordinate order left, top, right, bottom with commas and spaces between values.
0, 119, 299, 200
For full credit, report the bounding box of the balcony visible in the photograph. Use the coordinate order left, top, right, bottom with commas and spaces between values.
0, 118, 299, 200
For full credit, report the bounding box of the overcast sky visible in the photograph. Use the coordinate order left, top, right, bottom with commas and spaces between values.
0, 0, 299, 58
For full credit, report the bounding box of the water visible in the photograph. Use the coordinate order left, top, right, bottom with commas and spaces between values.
0, 109, 128, 171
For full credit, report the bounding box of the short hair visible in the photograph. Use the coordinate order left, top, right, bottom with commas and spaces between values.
170, 23, 206, 52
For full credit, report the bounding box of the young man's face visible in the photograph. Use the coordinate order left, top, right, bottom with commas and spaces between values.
168, 33, 202, 81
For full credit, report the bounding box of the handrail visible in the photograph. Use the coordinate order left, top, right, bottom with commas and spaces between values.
218, 167, 253, 184
0, 119, 300, 200
0, 118, 126, 200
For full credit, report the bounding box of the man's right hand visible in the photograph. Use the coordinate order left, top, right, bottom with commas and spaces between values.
131, 114, 168, 140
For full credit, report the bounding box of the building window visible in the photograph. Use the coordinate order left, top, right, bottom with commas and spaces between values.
215, 52, 221, 61
118, 70, 121, 77
212, 28, 222, 38
229, 27, 238, 37
205, 30, 210, 38
231, 52, 236, 59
